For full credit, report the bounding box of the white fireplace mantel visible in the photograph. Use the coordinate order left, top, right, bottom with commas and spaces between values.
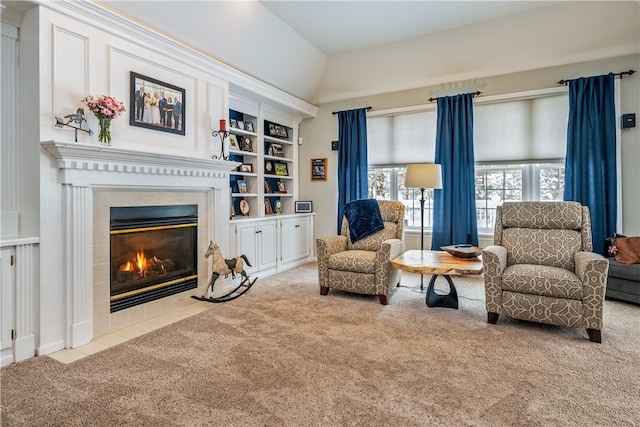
40, 140, 237, 349
41, 140, 238, 187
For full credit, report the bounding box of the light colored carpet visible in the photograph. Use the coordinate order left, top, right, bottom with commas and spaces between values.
2, 262, 639, 426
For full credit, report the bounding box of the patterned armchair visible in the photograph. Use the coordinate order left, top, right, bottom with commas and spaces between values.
482, 202, 609, 342
316, 200, 405, 305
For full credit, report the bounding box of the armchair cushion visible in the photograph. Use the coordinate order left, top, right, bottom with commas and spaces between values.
502, 264, 583, 300
347, 224, 398, 251
328, 250, 376, 274
344, 199, 384, 243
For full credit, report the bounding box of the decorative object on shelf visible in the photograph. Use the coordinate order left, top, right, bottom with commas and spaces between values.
265, 160, 275, 175
54, 108, 93, 142
264, 199, 273, 215
441, 244, 482, 259
311, 158, 327, 181
228, 134, 239, 150
240, 163, 253, 173
404, 163, 443, 291
129, 71, 185, 135
274, 162, 288, 176
239, 199, 250, 216
270, 143, 284, 157
264, 179, 272, 193
295, 201, 313, 213
277, 180, 286, 193
81, 95, 126, 145
240, 136, 253, 152
265, 121, 289, 139
230, 118, 238, 128
237, 120, 245, 130
275, 200, 282, 214
245, 122, 254, 132
237, 180, 248, 193
211, 119, 230, 161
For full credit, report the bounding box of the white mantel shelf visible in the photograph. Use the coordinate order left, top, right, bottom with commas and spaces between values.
41, 140, 238, 185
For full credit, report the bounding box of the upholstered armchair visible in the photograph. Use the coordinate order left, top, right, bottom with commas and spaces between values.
482, 201, 609, 342
316, 200, 405, 305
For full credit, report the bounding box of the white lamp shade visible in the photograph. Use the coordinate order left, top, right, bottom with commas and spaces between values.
405, 163, 442, 190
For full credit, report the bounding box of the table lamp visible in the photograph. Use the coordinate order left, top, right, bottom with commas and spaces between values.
404, 163, 443, 290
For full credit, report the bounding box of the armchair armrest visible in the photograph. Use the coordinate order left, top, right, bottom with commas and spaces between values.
316, 236, 348, 288
375, 238, 405, 289
575, 251, 609, 330
482, 245, 508, 313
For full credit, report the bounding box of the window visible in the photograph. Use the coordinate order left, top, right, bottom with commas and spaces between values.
368, 166, 435, 228
367, 89, 568, 233
475, 162, 564, 232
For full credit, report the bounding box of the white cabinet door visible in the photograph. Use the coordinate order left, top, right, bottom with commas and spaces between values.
280, 216, 311, 264
1, 248, 15, 367
234, 219, 277, 273
236, 221, 259, 275
297, 216, 311, 259
257, 220, 277, 270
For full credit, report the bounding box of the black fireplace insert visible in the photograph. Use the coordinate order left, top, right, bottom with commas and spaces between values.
110, 205, 198, 312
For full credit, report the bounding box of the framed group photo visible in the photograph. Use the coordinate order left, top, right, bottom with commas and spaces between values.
265, 121, 288, 139
129, 71, 185, 135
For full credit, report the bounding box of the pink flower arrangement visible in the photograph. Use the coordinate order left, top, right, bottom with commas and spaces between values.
81, 95, 126, 120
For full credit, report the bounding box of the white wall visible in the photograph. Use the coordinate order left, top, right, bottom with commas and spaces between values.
300, 54, 640, 248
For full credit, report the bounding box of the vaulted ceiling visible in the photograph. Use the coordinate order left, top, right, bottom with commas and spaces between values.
42, 1, 640, 104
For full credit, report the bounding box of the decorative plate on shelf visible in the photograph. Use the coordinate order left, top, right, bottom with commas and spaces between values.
239, 199, 250, 216
441, 245, 482, 258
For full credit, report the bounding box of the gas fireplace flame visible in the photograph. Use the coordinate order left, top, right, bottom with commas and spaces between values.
120, 251, 149, 278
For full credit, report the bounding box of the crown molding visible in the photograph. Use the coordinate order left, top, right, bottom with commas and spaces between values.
39, 0, 318, 118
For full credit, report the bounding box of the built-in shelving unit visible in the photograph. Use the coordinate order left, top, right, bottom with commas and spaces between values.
228, 105, 295, 219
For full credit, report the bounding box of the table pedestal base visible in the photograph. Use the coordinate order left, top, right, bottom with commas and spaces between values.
426, 274, 458, 309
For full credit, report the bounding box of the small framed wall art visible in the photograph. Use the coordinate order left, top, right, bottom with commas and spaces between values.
311, 158, 327, 181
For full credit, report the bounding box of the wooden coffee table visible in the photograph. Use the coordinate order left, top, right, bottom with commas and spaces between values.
391, 250, 483, 309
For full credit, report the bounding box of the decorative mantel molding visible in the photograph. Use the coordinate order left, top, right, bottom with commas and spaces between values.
41, 140, 237, 185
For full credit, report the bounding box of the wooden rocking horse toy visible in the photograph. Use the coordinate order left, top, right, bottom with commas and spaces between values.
191, 241, 258, 303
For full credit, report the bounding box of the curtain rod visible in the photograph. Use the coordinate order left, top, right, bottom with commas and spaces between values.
428, 91, 481, 102
331, 106, 372, 115
557, 69, 636, 85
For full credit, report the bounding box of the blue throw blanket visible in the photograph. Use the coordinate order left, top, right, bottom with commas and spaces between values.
344, 199, 385, 243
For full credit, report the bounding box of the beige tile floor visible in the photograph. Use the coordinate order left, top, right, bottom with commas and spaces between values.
48, 301, 210, 364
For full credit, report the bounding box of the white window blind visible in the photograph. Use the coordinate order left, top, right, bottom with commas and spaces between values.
367, 92, 568, 166
367, 111, 437, 166
474, 94, 568, 162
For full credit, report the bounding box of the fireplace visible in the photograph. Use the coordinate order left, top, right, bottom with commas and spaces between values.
110, 204, 198, 312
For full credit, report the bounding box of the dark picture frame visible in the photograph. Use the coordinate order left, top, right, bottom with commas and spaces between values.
265, 121, 289, 139
274, 162, 289, 176
245, 122, 254, 132
240, 163, 253, 173
129, 71, 185, 135
270, 143, 284, 157
311, 158, 327, 181
264, 199, 273, 215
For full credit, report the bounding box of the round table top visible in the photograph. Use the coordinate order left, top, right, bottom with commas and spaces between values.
391, 250, 483, 276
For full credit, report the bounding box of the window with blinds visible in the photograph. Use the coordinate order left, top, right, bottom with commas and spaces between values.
367, 91, 568, 232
